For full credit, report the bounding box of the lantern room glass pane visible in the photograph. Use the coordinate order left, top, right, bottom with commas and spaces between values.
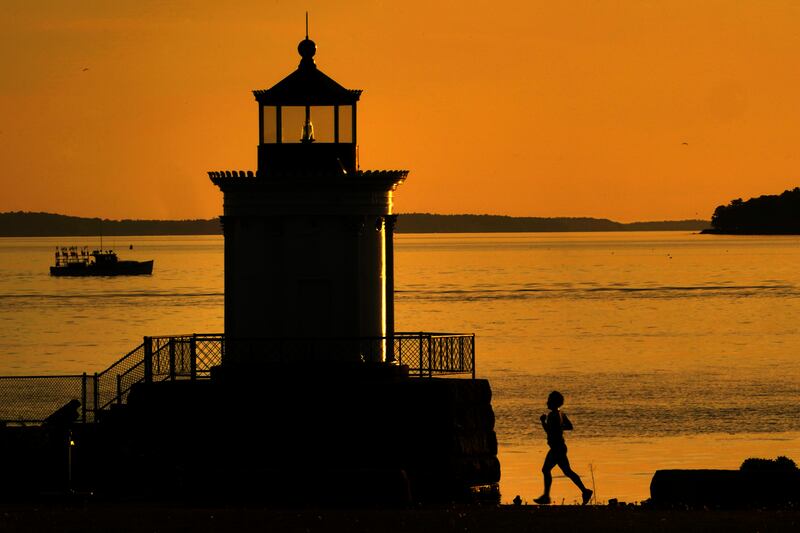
281, 106, 306, 143
310, 106, 334, 143
338, 105, 353, 143
262, 106, 277, 143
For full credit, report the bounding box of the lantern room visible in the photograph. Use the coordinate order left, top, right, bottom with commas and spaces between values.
254, 37, 361, 175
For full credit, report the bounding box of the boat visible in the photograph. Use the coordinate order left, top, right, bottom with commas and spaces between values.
50, 246, 154, 276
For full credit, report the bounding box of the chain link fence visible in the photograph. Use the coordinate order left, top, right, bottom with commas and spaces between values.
0, 375, 88, 425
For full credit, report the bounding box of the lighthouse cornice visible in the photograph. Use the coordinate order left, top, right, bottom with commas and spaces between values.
209, 169, 408, 191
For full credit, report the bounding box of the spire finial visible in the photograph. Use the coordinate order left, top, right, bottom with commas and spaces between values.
298, 12, 316, 68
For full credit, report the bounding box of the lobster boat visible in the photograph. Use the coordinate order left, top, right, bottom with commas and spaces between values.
50, 246, 153, 276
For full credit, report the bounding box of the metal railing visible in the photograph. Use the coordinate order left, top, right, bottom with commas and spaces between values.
219, 332, 475, 377
96, 334, 224, 412
394, 332, 476, 378
0, 332, 474, 425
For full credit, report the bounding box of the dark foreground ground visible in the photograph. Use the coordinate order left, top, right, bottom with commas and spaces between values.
0, 503, 798, 533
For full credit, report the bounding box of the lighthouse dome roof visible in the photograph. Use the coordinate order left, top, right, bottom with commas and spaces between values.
253, 39, 362, 106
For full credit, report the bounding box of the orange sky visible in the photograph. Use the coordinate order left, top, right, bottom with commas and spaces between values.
1, 1, 799, 222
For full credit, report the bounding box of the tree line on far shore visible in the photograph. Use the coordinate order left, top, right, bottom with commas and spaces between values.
0, 212, 221, 237
0, 211, 710, 237
707, 187, 800, 234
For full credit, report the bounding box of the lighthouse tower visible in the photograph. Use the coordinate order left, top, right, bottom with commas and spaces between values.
192, 34, 499, 503
210, 35, 407, 366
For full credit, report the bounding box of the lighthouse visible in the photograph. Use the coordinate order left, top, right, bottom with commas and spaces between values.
210, 34, 407, 366
111, 33, 503, 504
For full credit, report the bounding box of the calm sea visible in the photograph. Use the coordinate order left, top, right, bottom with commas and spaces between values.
1, 232, 799, 503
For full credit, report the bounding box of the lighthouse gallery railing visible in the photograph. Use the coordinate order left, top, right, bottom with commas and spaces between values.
0, 332, 474, 425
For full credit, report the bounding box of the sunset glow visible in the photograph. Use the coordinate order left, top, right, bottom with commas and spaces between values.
2, 1, 799, 221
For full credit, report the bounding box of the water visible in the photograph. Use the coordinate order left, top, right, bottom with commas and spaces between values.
0, 236, 224, 373
1, 232, 799, 503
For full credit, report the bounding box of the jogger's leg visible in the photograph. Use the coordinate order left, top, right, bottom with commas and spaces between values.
541, 450, 557, 496
558, 455, 588, 492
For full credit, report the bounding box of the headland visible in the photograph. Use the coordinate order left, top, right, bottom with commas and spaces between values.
704, 187, 800, 234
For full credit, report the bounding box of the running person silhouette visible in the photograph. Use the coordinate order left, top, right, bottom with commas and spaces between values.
534, 391, 593, 505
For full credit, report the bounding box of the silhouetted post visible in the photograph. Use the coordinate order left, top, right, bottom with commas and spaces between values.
470, 335, 476, 379
67, 429, 73, 491
143, 336, 153, 383
190, 334, 197, 380
385, 215, 398, 363
168, 338, 176, 381
81, 372, 87, 423
418, 332, 424, 378
92, 373, 99, 421
116, 375, 122, 405
428, 335, 433, 378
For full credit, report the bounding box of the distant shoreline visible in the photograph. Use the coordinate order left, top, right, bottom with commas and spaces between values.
0, 211, 710, 237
